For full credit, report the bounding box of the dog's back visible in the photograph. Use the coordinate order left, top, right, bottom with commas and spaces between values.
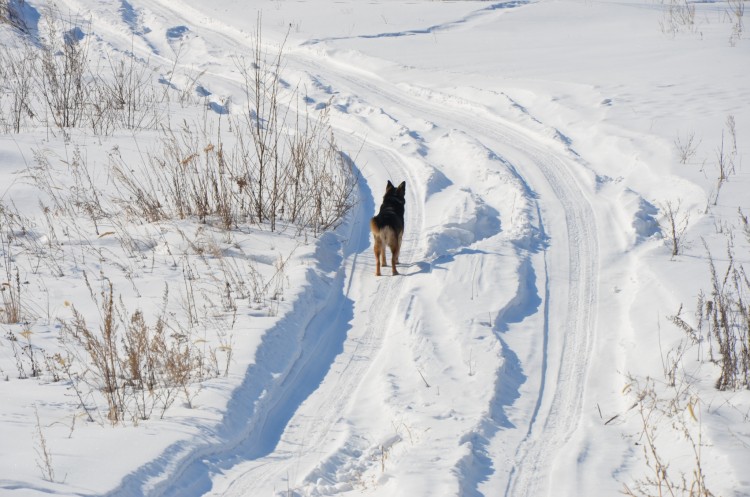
371, 181, 406, 276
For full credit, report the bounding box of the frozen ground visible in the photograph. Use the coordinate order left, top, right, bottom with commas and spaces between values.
1, 0, 749, 496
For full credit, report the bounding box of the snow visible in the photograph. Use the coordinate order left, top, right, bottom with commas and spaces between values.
1, 0, 749, 496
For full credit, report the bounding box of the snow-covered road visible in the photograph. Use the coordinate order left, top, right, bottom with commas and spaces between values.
88, 2, 612, 493
5, 1, 747, 496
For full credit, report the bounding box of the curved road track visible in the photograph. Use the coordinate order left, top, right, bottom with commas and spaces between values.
77, 1, 604, 495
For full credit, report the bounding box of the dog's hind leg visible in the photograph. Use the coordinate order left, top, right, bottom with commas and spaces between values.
394, 231, 403, 266
389, 240, 400, 275
373, 237, 383, 276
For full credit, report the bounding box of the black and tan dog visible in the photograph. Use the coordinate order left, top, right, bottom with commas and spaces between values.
370, 180, 406, 276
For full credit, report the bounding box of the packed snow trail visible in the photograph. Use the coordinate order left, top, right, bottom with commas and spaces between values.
63, 1, 605, 495
287, 54, 601, 497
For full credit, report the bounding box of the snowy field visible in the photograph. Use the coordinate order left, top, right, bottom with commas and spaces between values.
1, 0, 749, 496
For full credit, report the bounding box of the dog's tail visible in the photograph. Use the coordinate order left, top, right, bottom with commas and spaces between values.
370, 216, 379, 235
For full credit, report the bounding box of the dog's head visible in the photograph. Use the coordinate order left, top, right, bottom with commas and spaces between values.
384, 180, 406, 202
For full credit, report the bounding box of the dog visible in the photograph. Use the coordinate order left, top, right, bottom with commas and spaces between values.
370, 180, 406, 276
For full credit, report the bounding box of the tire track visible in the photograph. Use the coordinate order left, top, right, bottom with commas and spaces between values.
287, 61, 600, 496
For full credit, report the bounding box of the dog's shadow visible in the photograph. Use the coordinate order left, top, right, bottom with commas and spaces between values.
398, 248, 490, 276
398, 260, 432, 276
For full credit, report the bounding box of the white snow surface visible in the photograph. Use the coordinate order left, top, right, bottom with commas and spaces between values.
1, 1, 749, 496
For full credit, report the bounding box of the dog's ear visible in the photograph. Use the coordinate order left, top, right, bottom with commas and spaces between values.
386, 180, 395, 193
396, 181, 406, 198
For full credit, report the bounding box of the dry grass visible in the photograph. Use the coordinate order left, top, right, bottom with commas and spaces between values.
0, 205, 24, 324
111, 94, 355, 235
60, 280, 214, 424
623, 376, 716, 497
659, 199, 690, 258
